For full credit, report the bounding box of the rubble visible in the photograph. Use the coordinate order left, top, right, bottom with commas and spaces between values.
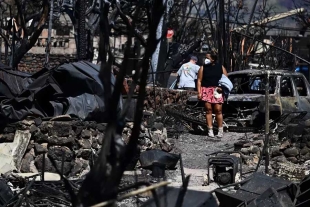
0, 130, 31, 174
144, 87, 197, 111
1, 54, 76, 74
230, 120, 310, 180
270, 121, 310, 164
233, 138, 264, 168
0, 119, 173, 176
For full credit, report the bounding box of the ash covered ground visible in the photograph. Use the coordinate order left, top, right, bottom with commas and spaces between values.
117, 131, 257, 206
170, 131, 248, 169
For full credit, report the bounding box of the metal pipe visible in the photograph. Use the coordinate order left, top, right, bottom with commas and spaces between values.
264, 71, 270, 174
45, 0, 54, 68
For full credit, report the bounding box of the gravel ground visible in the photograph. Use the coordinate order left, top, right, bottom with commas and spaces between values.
117, 131, 260, 206
170, 131, 252, 169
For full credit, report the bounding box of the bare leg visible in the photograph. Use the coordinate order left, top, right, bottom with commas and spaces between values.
205, 102, 213, 128
214, 103, 224, 138
214, 103, 223, 127
205, 102, 214, 137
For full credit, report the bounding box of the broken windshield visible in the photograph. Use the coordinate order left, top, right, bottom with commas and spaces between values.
229, 74, 276, 94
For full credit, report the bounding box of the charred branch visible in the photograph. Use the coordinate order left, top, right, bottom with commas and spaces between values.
115, 2, 147, 47
15, 0, 28, 38
0, 29, 11, 47
233, 31, 310, 66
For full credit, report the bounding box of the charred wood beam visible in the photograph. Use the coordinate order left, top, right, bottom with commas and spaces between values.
26, 14, 41, 35
15, 0, 28, 38
125, 0, 164, 176
189, 0, 210, 47
114, 3, 147, 47
25, 12, 41, 22
45, 0, 54, 68
25, 0, 49, 50
0, 30, 11, 47
175, 175, 190, 207
233, 31, 310, 66
245, 0, 259, 35
10, 19, 16, 68
77, 2, 114, 205
12, 0, 49, 68
172, 39, 202, 68
204, 0, 215, 41
178, 1, 194, 42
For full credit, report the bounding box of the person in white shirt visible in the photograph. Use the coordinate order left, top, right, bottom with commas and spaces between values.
177, 56, 200, 91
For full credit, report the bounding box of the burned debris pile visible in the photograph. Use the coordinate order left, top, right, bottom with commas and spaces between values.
214, 172, 298, 207
271, 123, 309, 164
0, 175, 83, 207
229, 119, 310, 181
0, 118, 173, 177
233, 139, 265, 168
144, 88, 197, 111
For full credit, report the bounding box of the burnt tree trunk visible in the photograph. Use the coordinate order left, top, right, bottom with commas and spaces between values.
11, 0, 49, 68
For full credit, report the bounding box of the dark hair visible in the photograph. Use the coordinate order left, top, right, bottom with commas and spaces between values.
190, 55, 198, 62
207, 52, 218, 62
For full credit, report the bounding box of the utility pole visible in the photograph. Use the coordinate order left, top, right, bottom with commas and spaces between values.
77, 0, 87, 60
45, 0, 54, 68
218, 0, 226, 67
150, 0, 174, 87
226, 0, 230, 71
264, 70, 270, 174
150, 0, 167, 85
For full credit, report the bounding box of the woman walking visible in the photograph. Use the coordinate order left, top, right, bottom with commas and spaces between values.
197, 52, 228, 138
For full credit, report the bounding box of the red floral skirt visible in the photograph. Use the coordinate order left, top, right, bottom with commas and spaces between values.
201, 86, 224, 104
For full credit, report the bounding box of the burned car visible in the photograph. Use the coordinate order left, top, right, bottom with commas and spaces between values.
222, 70, 310, 127
166, 69, 309, 132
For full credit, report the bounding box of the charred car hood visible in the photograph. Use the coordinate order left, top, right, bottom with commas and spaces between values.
227, 94, 281, 113
227, 94, 278, 103
188, 94, 277, 103
228, 94, 266, 102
